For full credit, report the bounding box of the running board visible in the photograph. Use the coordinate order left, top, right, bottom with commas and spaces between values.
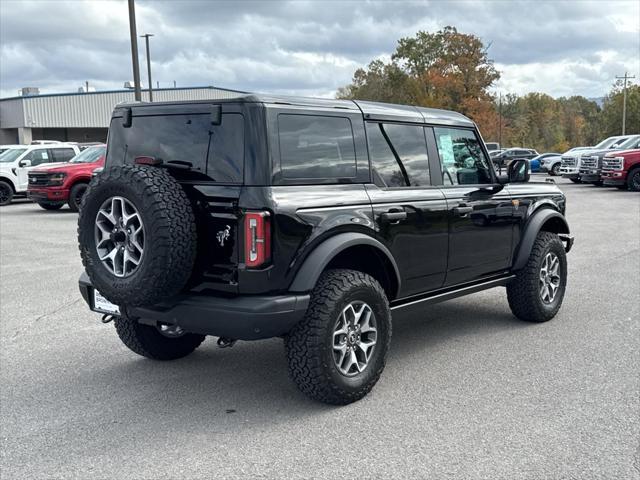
390, 275, 515, 311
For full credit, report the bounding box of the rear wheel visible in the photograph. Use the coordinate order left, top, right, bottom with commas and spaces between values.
0, 181, 13, 206
38, 202, 64, 210
627, 168, 640, 192
68, 183, 88, 212
285, 269, 391, 405
507, 231, 567, 322
114, 314, 205, 360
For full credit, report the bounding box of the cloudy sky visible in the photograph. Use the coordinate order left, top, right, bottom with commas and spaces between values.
0, 0, 638, 99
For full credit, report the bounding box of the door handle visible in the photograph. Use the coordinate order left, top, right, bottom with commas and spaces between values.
380, 209, 407, 223
453, 205, 473, 217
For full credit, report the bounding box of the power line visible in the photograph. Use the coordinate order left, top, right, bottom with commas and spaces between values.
615, 72, 635, 135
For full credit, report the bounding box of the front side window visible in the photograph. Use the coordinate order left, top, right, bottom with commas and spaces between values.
434, 127, 492, 185
366, 123, 430, 187
278, 114, 356, 180
23, 149, 51, 166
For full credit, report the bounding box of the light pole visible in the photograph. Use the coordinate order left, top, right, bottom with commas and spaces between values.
140, 33, 154, 102
616, 72, 636, 135
127, 0, 142, 101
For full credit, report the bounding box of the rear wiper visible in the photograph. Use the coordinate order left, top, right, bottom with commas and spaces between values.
163, 160, 193, 170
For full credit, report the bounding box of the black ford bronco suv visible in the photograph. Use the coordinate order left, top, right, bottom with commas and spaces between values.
77, 94, 574, 405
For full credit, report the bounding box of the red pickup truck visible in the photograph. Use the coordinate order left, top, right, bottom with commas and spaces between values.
27, 145, 106, 211
601, 148, 640, 191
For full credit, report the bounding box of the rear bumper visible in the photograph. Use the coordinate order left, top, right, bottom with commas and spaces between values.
78, 272, 310, 340
27, 187, 69, 202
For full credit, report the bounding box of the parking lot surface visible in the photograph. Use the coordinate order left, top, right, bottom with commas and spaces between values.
1, 176, 638, 479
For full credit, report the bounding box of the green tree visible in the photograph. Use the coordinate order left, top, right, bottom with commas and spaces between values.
599, 81, 640, 137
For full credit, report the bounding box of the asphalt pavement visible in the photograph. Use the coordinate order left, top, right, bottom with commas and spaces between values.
1, 175, 638, 479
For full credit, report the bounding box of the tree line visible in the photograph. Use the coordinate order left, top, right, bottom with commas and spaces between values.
337, 27, 639, 153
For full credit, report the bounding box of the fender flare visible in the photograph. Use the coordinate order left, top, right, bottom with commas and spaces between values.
0, 175, 16, 191
289, 232, 401, 297
513, 208, 570, 271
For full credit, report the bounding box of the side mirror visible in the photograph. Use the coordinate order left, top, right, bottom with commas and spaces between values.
18, 159, 32, 168
507, 159, 530, 183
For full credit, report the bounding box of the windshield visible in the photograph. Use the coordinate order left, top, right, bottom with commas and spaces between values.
617, 136, 640, 150
70, 145, 106, 163
0, 148, 27, 163
594, 137, 623, 149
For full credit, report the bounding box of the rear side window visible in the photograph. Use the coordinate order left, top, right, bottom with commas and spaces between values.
51, 148, 76, 162
106, 113, 244, 183
278, 114, 356, 180
366, 123, 430, 187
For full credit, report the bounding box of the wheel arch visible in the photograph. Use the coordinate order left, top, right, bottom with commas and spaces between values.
0, 175, 16, 192
288, 232, 401, 300
513, 207, 571, 271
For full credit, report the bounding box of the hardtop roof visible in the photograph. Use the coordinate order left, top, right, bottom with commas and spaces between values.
116, 93, 475, 127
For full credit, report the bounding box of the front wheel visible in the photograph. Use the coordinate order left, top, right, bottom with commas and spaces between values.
38, 202, 64, 210
114, 314, 205, 360
0, 182, 13, 206
285, 269, 391, 405
68, 183, 88, 212
507, 231, 567, 322
627, 168, 640, 192
550, 164, 560, 176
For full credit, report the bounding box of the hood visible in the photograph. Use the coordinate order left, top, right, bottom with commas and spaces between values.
605, 148, 640, 159
32, 160, 101, 173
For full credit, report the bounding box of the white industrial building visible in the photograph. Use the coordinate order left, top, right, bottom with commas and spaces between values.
0, 86, 244, 145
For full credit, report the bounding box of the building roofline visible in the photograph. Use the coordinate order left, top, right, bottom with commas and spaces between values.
0, 85, 246, 102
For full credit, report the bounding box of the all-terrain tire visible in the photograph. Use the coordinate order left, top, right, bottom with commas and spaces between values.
114, 314, 205, 360
0, 181, 13, 206
68, 183, 88, 212
507, 231, 567, 322
78, 165, 197, 307
285, 269, 392, 405
627, 168, 640, 192
38, 202, 64, 210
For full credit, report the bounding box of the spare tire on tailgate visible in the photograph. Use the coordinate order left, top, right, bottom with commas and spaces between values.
78, 165, 197, 307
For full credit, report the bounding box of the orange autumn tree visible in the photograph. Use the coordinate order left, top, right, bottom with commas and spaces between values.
338, 27, 500, 136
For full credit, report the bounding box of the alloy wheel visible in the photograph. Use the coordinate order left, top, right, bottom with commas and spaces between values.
539, 252, 561, 304
94, 196, 145, 277
332, 301, 377, 376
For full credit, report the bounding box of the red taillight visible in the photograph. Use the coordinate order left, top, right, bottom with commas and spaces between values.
244, 211, 271, 268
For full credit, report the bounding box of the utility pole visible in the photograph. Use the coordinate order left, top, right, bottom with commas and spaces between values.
615, 72, 635, 135
498, 92, 502, 147
127, 0, 142, 101
140, 33, 154, 102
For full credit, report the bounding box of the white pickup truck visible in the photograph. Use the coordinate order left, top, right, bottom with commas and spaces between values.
0, 143, 80, 205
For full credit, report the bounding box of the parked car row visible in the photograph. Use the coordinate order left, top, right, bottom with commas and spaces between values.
558, 134, 640, 190
0, 142, 105, 207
